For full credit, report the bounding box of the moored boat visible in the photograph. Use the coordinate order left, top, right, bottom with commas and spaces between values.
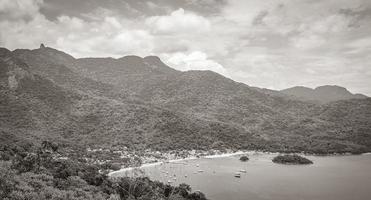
234, 172, 241, 178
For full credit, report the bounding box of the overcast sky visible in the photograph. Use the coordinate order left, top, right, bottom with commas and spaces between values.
1, 0, 371, 95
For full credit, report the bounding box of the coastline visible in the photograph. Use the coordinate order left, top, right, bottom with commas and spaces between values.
108, 150, 371, 176
108, 150, 270, 176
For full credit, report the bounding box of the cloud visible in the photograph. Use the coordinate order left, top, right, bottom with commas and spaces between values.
0, 0, 43, 21
164, 51, 228, 76
221, 0, 280, 27
146, 8, 210, 34
0, 0, 370, 95
347, 36, 371, 49
0, 1, 154, 58
52, 16, 154, 57
287, 13, 355, 50
344, 36, 371, 55
290, 33, 326, 50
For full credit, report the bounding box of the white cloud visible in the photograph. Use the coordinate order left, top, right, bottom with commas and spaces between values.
0, 0, 43, 20
0, 14, 56, 49
52, 16, 154, 58
0, 1, 154, 58
222, 0, 277, 26
0, 0, 370, 95
146, 8, 210, 34
164, 51, 228, 76
347, 36, 371, 49
290, 33, 326, 50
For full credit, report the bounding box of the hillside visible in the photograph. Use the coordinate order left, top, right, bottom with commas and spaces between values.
1, 45, 371, 155
281, 85, 368, 104
1, 47, 255, 151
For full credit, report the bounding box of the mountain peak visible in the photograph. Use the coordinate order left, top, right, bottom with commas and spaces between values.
143, 55, 161, 62
315, 85, 346, 91
117, 55, 146, 68
0, 47, 11, 57
0, 49, 34, 90
143, 55, 178, 73
281, 85, 368, 103
143, 56, 165, 67
119, 55, 143, 60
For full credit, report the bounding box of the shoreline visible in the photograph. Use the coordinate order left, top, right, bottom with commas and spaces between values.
109, 150, 271, 176
108, 150, 371, 176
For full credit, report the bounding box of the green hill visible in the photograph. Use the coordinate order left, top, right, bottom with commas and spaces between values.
1, 46, 370, 154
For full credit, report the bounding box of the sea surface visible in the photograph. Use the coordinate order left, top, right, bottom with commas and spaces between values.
112, 153, 371, 200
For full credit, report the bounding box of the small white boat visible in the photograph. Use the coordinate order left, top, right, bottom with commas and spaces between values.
234, 173, 241, 178
198, 170, 204, 173
196, 164, 199, 167
239, 170, 247, 173
185, 174, 188, 178
167, 180, 172, 183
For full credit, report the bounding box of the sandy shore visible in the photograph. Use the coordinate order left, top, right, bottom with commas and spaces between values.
109, 150, 368, 176
108, 151, 254, 176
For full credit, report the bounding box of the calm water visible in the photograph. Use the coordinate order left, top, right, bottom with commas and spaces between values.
114, 153, 371, 200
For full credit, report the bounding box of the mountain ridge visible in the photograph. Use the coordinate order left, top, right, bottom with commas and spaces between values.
1, 45, 371, 154
281, 85, 368, 104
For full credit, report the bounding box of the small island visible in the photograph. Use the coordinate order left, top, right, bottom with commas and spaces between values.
272, 154, 313, 165
239, 155, 249, 162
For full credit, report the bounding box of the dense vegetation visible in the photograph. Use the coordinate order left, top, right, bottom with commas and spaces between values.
272, 154, 313, 165
1, 44, 371, 200
0, 141, 207, 200
239, 156, 249, 162
280, 85, 367, 104
1, 46, 371, 156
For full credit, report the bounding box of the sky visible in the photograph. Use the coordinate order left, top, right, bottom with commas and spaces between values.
1, 0, 371, 95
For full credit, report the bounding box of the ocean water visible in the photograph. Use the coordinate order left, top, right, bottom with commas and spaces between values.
113, 153, 371, 200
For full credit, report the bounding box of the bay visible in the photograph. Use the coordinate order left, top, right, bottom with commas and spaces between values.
112, 153, 371, 200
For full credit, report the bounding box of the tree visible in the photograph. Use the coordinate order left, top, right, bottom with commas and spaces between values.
0, 161, 15, 199
239, 155, 249, 162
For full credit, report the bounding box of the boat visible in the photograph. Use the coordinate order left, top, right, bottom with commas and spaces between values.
196, 164, 199, 167
198, 170, 204, 173
185, 174, 188, 178
167, 180, 172, 183
239, 170, 247, 173
234, 173, 241, 178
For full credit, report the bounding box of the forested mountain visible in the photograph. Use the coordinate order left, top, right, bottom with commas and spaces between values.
1, 45, 371, 154
281, 85, 368, 104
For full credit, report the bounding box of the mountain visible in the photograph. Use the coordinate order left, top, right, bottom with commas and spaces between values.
1, 45, 371, 154
0, 47, 75, 144
12, 46, 128, 100
1, 47, 255, 151
281, 85, 368, 104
